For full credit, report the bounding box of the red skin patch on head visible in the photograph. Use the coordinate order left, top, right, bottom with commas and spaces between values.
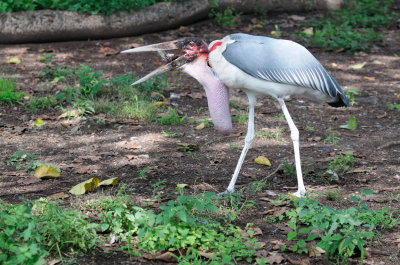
209, 41, 222, 53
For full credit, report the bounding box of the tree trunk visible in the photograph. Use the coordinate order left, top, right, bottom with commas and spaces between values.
0, 0, 343, 44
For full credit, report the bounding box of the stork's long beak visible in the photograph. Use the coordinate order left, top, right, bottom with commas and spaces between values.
121, 40, 188, 85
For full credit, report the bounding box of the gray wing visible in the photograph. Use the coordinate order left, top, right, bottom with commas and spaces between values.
224, 33, 348, 105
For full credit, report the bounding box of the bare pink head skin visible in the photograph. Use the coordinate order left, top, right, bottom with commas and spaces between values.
121, 38, 232, 135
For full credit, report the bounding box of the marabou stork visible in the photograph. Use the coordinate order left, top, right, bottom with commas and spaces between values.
121, 33, 350, 197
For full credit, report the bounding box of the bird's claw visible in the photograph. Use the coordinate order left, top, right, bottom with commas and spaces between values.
217, 189, 235, 197
291, 190, 306, 198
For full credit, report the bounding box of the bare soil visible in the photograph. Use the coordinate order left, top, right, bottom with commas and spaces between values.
0, 10, 399, 265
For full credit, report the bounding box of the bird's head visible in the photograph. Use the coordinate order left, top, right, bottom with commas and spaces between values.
121, 38, 209, 85
121, 38, 232, 135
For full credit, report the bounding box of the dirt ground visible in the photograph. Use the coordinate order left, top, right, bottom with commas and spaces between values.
0, 9, 400, 265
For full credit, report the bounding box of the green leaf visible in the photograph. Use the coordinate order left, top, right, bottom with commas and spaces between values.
340, 117, 357, 130
306, 234, 318, 241
287, 231, 297, 241
177, 210, 187, 222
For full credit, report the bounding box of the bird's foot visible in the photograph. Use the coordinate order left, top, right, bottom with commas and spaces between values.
217, 188, 235, 197
291, 189, 306, 198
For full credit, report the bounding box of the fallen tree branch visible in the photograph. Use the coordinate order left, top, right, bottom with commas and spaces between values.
0, 0, 343, 44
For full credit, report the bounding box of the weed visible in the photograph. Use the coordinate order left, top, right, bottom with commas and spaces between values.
209, 0, 241, 27
230, 143, 242, 150
387, 103, 400, 111
339, 116, 357, 130
7, 151, 58, 174
345, 88, 361, 105
32, 199, 100, 254
257, 127, 284, 142
158, 107, 187, 125
277, 192, 398, 263
96, 118, 105, 124
282, 160, 296, 177
76, 65, 105, 97
229, 99, 245, 109
0, 201, 48, 265
161, 130, 182, 137
232, 110, 248, 124
384, 192, 400, 203
305, 125, 314, 132
0, 78, 25, 105
324, 188, 343, 201
25, 96, 56, 112
55, 88, 79, 103
7, 151, 37, 171
296, 0, 396, 52
0, 0, 171, 16
328, 153, 356, 176
137, 166, 152, 180
274, 114, 285, 121
323, 131, 342, 145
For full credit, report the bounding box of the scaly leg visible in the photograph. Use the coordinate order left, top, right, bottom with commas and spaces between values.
225, 93, 257, 193
277, 98, 306, 197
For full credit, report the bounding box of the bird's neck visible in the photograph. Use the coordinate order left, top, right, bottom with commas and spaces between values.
181, 55, 232, 135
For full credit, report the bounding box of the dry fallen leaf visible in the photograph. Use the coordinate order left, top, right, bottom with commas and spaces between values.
255, 156, 272, 166
196, 122, 205, 130
99, 177, 119, 186
34, 119, 44, 127
46, 192, 69, 200
57, 109, 81, 120
34, 165, 61, 179
267, 253, 285, 264
69, 177, 100, 195
289, 15, 306, 21
302, 27, 314, 37
363, 76, 376, 81
6, 57, 21, 64
309, 246, 325, 257
372, 60, 384, 65
349, 62, 367, 69
150, 101, 167, 108
288, 257, 310, 265
144, 252, 177, 262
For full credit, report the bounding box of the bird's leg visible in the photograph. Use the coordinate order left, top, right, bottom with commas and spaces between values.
224, 93, 257, 194
277, 98, 306, 197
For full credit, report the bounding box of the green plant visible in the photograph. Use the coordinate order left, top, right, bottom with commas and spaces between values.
137, 166, 152, 180
257, 127, 284, 142
324, 188, 343, 201
158, 107, 187, 125
0, 201, 48, 265
305, 125, 314, 132
274, 114, 285, 121
161, 130, 182, 137
384, 192, 400, 203
277, 192, 398, 263
76, 65, 105, 96
230, 143, 242, 150
7, 151, 37, 171
232, 110, 248, 124
328, 153, 356, 176
209, 0, 241, 27
387, 103, 400, 111
32, 199, 100, 255
340, 116, 357, 130
25, 96, 56, 112
0, 78, 25, 105
282, 160, 296, 177
296, 0, 396, 52
323, 131, 342, 145
0, 0, 171, 16
345, 88, 361, 105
